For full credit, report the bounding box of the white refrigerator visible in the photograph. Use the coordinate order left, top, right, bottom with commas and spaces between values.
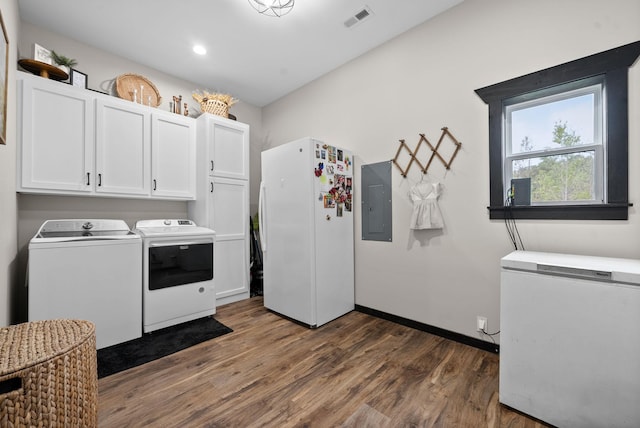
259, 137, 354, 327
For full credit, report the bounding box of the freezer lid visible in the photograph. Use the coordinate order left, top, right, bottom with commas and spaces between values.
501, 250, 640, 285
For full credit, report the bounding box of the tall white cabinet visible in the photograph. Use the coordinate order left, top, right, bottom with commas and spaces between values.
188, 113, 250, 306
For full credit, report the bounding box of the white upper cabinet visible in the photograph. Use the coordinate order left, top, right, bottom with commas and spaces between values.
151, 113, 196, 199
18, 74, 94, 193
17, 72, 196, 200
95, 98, 151, 196
201, 114, 249, 180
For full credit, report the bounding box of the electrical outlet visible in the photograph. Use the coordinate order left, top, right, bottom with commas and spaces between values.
477, 316, 487, 332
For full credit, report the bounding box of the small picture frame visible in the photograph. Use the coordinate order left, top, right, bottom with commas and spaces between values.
33, 43, 51, 64
70, 69, 87, 89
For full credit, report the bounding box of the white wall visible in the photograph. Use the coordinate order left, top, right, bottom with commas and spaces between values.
0, 0, 19, 326
261, 0, 640, 341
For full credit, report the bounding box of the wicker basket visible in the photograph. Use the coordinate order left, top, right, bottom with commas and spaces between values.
193, 91, 237, 118
0, 319, 98, 427
200, 98, 230, 118
115, 73, 162, 107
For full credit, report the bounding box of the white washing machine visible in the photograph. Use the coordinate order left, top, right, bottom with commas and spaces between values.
134, 219, 216, 333
28, 219, 142, 349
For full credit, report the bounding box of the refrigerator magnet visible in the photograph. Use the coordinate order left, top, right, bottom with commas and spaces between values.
323, 194, 335, 208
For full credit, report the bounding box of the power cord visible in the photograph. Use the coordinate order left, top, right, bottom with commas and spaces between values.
480, 327, 501, 345
504, 195, 525, 251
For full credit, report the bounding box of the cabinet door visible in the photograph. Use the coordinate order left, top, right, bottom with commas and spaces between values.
18, 77, 93, 192
208, 117, 249, 180
95, 99, 151, 196
209, 177, 250, 302
151, 113, 196, 199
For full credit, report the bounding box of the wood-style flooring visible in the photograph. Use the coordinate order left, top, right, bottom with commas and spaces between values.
98, 297, 551, 427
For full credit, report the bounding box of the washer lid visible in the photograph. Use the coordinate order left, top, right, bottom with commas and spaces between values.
33, 219, 139, 242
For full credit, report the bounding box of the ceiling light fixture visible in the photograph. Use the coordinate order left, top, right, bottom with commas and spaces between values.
248, 0, 294, 17
193, 45, 207, 55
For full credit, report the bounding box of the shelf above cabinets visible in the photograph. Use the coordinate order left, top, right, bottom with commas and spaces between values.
16, 72, 196, 200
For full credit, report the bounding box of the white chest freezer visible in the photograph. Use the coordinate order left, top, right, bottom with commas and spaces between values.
500, 251, 640, 428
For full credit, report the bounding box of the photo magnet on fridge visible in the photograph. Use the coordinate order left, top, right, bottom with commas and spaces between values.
323, 194, 335, 208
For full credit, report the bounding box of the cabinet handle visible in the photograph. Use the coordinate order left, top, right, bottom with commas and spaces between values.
210, 160, 214, 172
153, 179, 157, 191
210, 182, 214, 193
98, 173, 102, 187
86, 172, 90, 185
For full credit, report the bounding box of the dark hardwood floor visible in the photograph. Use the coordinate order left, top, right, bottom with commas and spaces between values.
98, 297, 550, 427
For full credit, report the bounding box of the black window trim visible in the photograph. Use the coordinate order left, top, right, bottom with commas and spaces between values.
475, 40, 640, 220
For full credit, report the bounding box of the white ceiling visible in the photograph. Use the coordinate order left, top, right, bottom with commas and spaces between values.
18, 0, 463, 107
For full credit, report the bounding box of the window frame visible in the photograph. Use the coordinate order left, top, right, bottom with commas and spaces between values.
475, 41, 640, 220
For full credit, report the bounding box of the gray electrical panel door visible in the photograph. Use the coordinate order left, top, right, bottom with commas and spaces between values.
361, 161, 392, 241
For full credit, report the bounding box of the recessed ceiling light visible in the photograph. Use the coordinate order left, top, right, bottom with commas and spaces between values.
193, 45, 207, 55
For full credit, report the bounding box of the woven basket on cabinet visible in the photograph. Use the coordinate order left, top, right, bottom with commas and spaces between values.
199, 98, 230, 118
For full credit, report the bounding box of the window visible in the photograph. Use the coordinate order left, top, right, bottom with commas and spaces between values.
475, 41, 640, 220
505, 78, 604, 205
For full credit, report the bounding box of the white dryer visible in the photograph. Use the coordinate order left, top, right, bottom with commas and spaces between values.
28, 219, 142, 349
134, 219, 216, 333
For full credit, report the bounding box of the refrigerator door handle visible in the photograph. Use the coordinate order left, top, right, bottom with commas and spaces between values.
258, 181, 266, 252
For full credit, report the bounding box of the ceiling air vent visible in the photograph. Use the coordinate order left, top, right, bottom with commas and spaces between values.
344, 6, 373, 29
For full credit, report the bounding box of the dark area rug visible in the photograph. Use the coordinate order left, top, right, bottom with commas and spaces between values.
97, 316, 232, 378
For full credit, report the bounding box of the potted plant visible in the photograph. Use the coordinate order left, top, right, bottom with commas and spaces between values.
50, 50, 77, 75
